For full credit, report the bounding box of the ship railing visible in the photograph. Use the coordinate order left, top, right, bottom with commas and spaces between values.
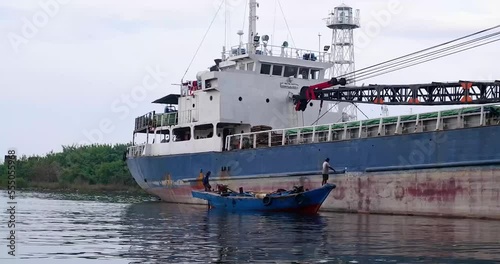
225, 43, 333, 63
134, 112, 155, 132
155, 112, 178, 127
128, 144, 146, 157
325, 14, 360, 28
134, 112, 178, 132
225, 104, 500, 151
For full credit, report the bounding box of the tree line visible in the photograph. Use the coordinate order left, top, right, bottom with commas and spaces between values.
0, 144, 135, 190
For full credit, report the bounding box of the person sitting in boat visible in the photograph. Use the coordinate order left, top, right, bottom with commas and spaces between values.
322, 158, 335, 186
203, 171, 212, 191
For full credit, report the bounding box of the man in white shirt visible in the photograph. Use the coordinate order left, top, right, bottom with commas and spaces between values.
322, 158, 335, 186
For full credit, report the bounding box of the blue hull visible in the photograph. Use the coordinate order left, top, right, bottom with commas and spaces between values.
128, 126, 500, 186
127, 125, 500, 218
192, 184, 336, 213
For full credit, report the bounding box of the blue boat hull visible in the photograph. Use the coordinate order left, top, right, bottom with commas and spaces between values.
192, 184, 336, 213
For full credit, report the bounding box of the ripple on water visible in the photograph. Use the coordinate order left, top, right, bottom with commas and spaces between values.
1, 191, 500, 263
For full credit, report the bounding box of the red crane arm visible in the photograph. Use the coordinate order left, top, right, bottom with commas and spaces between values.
293, 80, 500, 110
295, 78, 347, 111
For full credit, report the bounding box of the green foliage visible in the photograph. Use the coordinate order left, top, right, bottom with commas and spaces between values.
0, 143, 133, 188
16, 178, 28, 188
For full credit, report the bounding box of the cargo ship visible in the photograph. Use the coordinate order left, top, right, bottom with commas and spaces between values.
126, 1, 500, 219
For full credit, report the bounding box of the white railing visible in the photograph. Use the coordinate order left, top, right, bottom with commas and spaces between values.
225, 43, 333, 63
128, 144, 146, 157
225, 104, 500, 151
127, 137, 223, 157
326, 15, 360, 27
326, 8, 360, 28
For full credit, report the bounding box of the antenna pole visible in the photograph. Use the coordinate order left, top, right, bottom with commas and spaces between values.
318, 33, 322, 61
248, 0, 258, 54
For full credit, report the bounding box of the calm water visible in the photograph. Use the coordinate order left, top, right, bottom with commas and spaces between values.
1, 191, 499, 263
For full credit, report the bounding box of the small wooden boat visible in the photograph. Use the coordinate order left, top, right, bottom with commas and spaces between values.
191, 183, 336, 214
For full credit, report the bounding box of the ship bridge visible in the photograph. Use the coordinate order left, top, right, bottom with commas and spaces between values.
218, 38, 334, 81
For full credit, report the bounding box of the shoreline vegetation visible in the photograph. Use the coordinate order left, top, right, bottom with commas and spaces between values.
0, 144, 146, 195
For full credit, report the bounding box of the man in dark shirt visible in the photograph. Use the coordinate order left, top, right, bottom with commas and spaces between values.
203, 171, 212, 191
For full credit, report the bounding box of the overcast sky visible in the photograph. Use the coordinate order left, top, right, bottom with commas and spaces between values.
0, 0, 499, 158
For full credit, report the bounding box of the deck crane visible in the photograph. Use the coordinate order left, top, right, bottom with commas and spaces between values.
293, 79, 500, 111
294, 78, 346, 111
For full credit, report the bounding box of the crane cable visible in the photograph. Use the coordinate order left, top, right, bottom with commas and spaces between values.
181, 0, 225, 82
338, 25, 500, 83
277, 0, 296, 48
341, 24, 500, 79
356, 34, 500, 83
353, 31, 500, 82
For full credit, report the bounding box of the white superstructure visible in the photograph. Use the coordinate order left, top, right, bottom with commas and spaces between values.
132, 0, 355, 157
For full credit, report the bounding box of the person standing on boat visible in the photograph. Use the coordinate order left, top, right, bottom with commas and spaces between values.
203, 171, 212, 192
322, 158, 335, 186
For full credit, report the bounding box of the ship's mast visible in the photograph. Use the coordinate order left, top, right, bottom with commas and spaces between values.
248, 0, 258, 54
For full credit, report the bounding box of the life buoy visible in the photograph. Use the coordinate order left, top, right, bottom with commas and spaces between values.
295, 194, 305, 205
263, 196, 272, 206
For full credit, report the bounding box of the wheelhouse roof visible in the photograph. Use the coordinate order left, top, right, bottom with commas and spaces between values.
152, 94, 180, 105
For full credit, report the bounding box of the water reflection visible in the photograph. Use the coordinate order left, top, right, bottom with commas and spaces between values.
1, 191, 499, 263
121, 203, 331, 263
121, 202, 500, 263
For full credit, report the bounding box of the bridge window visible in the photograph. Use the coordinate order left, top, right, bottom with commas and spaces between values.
299, 68, 310, 79
284, 66, 298, 78
260, 64, 271, 75
272, 65, 283, 76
